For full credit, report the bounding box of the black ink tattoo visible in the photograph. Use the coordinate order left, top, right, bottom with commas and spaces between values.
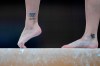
29, 13, 36, 17
91, 34, 95, 39
29, 13, 36, 20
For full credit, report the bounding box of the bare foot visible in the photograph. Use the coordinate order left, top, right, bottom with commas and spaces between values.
62, 34, 98, 48
17, 22, 42, 48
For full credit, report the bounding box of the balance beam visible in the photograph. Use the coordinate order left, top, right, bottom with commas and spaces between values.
0, 49, 100, 66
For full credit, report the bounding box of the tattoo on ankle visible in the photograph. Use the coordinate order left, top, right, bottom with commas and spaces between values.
29, 13, 36, 20
91, 34, 95, 39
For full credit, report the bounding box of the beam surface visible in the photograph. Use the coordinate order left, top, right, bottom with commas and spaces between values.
0, 48, 100, 66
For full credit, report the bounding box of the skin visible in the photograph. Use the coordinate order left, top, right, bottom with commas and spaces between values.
62, 0, 100, 48
18, 0, 100, 48
17, 0, 41, 48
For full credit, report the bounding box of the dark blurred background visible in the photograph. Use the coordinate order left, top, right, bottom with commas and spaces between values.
0, 0, 99, 48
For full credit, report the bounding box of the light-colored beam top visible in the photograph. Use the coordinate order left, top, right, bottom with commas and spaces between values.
0, 48, 100, 66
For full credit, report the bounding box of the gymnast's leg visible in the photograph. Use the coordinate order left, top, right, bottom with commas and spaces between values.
62, 0, 100, 48
17, 0, 41, 48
